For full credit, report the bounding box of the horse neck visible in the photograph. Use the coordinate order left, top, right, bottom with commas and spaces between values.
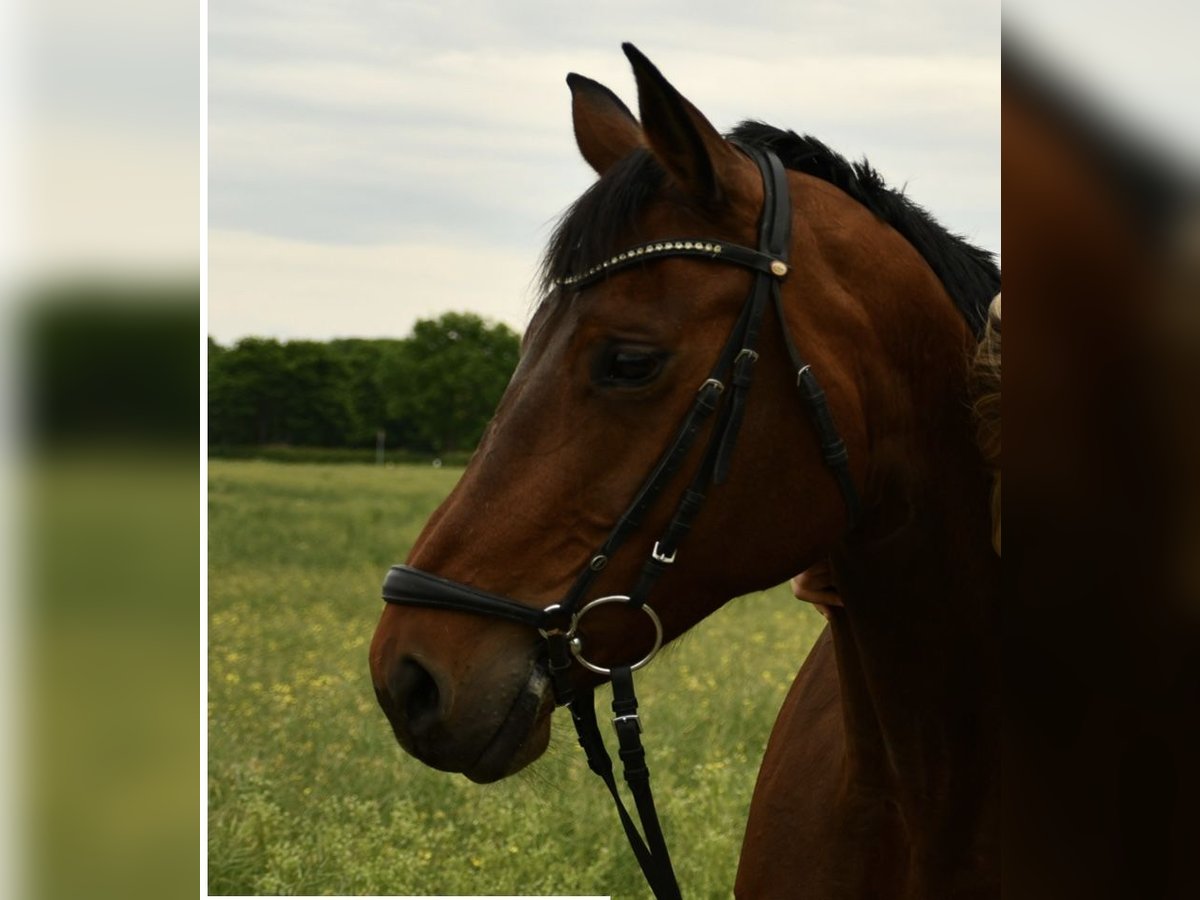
827, 323, 1000, 851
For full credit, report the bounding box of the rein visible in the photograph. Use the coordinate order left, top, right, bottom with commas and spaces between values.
381, 146, 859, 898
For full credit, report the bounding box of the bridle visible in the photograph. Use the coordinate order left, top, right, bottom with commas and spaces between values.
380, 145, 860, 899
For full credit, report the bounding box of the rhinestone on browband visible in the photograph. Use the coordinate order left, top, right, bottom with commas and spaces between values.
558, 240, 725, 287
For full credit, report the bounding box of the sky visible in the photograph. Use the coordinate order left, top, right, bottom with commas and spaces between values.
207, 1, 1001, 344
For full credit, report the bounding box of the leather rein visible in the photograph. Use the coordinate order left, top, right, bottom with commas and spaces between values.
380, 145, 860, 899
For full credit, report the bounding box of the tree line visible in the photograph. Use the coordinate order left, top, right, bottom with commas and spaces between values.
208, 312, 520, 456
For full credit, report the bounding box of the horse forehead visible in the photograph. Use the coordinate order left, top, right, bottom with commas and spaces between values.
567, 265, 749, 342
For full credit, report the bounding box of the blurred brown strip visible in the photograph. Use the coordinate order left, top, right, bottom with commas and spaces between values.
1004, 44, 1200, 900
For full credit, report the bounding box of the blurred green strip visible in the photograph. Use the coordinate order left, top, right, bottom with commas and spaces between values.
23, 280, 200, 447
23, 284, 201, 900
28, 451, 200, 900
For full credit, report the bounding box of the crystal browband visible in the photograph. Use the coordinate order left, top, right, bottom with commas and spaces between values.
558, 238, 788, 289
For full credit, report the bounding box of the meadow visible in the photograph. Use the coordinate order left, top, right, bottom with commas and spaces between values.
207, 460, 826, 897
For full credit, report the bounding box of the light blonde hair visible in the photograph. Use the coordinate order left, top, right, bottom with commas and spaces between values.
971, 294, 1002, 554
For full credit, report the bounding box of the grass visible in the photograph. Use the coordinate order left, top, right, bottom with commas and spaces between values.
208, 445, 475, 466
30, 450, 200, 900
207, 460, 826, 897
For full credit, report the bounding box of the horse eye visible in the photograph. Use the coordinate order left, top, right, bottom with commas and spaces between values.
597, 348, 666, 387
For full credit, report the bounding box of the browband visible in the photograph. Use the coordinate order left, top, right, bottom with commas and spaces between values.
559, 238, 788, 289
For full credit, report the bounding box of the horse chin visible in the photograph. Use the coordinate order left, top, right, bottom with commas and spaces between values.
463, 665, 554, 784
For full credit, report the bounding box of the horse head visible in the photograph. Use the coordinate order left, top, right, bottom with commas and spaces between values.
369, 44, 994, 790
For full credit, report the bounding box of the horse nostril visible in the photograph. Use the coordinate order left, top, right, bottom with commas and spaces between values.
391, 656, 443, 737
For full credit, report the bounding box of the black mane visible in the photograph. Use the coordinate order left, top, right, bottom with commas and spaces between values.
541, 121, 999, 336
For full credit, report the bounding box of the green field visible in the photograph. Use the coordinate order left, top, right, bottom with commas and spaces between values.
208, 460, 826, 897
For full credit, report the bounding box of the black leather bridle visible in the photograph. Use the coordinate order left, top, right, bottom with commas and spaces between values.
380, 145, 860, 899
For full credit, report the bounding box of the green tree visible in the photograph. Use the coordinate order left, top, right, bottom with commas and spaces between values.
208, 337, 289, 445
276, 340, 357, 446
380, 313, 519, 454
328, 338, 409, 447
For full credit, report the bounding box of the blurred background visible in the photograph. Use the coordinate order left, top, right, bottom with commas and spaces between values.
2, 0, 199, 898
2, 0, 1197, 897
1004, 3, 1200, 898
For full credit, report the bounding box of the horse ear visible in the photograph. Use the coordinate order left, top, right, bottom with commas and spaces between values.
568, 73, 644, 176
623, 43, 739, 206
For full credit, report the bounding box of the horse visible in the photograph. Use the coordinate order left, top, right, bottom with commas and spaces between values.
370, 44, 1000, 898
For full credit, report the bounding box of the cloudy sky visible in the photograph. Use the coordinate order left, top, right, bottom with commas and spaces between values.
208, 1, 1000, 344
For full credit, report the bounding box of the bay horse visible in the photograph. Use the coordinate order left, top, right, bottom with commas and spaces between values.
370, 44, 1000, 898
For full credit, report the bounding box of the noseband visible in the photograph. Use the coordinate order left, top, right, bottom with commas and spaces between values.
380, 146, 859, 899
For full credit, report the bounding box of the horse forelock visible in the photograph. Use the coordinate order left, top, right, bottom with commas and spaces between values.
536, 149, 666, 303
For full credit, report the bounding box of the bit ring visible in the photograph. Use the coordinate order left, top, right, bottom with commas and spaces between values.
568, 595, 664, 675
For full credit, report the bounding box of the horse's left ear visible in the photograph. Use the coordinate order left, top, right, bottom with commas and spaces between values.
568, 73, 644, 177
623, 43, 742, 207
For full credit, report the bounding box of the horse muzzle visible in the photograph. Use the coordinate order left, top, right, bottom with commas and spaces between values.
369, 623, 554, 782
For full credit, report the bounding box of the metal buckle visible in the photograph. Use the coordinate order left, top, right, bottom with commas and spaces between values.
699, 378, 725, 395
567, 595, 664, 675
612, 713, 642, 734
537, 603, 571, 638
651, 542, 676, 564
735, 348, 759, 365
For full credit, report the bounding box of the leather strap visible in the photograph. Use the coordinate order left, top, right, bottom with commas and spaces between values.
569, 670, 682, 900
382, 565, 552, 630
556, 366, 730, 617
770, 289, 862, 529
